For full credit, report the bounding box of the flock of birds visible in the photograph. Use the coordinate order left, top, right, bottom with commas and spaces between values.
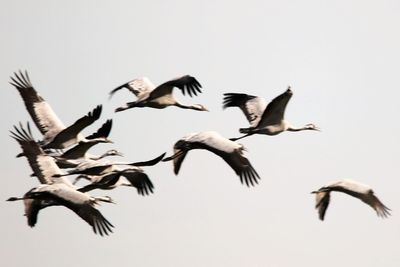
7, 70, 391, 236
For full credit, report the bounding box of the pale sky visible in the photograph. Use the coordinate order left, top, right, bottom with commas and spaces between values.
1, 1, 400, 266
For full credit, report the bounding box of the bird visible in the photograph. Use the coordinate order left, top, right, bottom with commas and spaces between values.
109, 75, 208, 112
7, 123, 114, 236
311, 179, 391, 220
162, 131, 260, 187
52, 119, 120, 168
76, 169, 155, 196
222, 87, 320, 141
10, 70, 103, 149
54, 152, 166, 177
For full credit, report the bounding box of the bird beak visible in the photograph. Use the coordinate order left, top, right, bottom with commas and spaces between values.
162, 149, 184, 162
106, 138, 114, 143
116, 151, 124, 157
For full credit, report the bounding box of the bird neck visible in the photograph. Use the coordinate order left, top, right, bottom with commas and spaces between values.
174, 102, 203, 110
287, 125, 309, 132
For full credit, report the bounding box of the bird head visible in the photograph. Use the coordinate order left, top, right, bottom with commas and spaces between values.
305, 123, 321, 131
192, 104, 209, 112
105, 149, 123, 157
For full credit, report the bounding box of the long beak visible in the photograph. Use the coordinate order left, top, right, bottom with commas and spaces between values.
162, 149, 184, 162
106, 138, 114, 144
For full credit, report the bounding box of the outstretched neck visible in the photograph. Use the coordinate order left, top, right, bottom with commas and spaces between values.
175, 102, 206, 111
287, 123, 319, 132
287, 126, 308, 132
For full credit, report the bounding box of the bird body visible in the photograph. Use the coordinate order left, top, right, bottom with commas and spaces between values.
110, 75, 208, 112
163, 131, 260, 187
312, 179, 391, 220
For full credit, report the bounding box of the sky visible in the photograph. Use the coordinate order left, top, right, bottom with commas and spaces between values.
1, 0, 400, 266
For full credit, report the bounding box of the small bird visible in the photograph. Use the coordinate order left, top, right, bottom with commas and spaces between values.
54, 153, 166, 177
223, 87, 320, 141
8, 123, 114, 236
110, 75, 208, 112
10, 71, 104, 149
76, 169, 155, 196
162, 131, 260, 187
311, 179, 391, 220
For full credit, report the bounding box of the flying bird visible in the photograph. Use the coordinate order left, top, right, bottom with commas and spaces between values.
162, 131, 260, 187
53, 119, 120, 168
10, 71, 103, 149
55, 152, 166, 177
7, 123, 114, 236
76, 169, 155, 196
223, 87, 320, 141
311, 179, 391, 220
110, 75, 208, 112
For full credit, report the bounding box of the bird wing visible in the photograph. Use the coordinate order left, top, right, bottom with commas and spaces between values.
109, 77, 155, 99
24, 198, 42, 227
46, 105, 102, 148
121, 170, 154, 196
10, 123, 71, 185
60, 119, 113, 160
39, 186, 114, 236
221, 149, 260, 187
222, 93, 267, 127
313, 191, 330, 221
72, 203, 114, 236
9, 71, 66, 139
327, 180, 391, 218
149, 75, 202, 99
85, 119, 112, 140
256, 88, 293, 128
359, 191, 391, 218
181, 132, 260, 186
77, 172, 122, 192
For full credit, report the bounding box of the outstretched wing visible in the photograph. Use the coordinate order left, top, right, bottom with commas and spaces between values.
45, 105, 102, 148
149, 75, 202, 99
360, 191, 391, 218
86, 119, 112, 140
222, 149, 260, 187
9, 71, 65, 138
109, 77, 155, 99
256, 88, 293, 128
313, 191, 330, 221
121, 170, 154, 196
223, 93, 267, 127
74, 204, 114, 236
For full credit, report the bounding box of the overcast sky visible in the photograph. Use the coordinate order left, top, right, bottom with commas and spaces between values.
1, 1, 400, 266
